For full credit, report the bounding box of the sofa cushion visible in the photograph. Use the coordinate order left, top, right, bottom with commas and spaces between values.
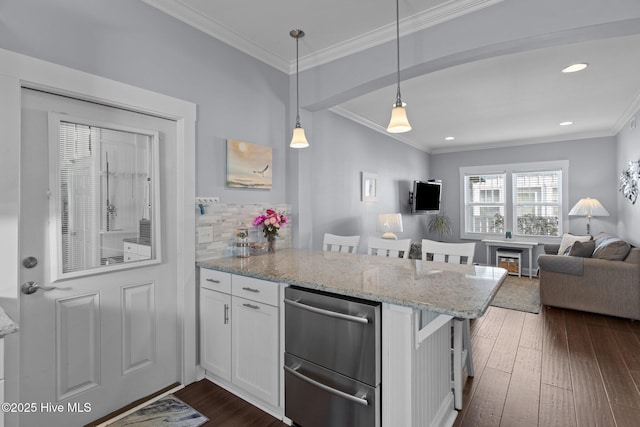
568, 240, 596, 258
558, 233, 592, 256
592, 236, 632, 260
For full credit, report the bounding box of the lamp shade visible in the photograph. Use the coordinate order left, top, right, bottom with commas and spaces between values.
568, 197, 609, 218
290, 126, 309, 148
387, 105, 412, 133
377, 213, 403, 239
568, 197, 609, 234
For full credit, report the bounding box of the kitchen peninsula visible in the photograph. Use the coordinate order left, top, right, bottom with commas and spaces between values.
198, 249, 506, 426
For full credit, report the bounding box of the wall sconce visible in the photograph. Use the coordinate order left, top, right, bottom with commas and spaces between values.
377, 213, 403, 239
568, 197, 609, 235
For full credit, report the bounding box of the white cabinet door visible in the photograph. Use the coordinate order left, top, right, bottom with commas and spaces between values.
231, 296, 279, 406
200, 288, 232, 382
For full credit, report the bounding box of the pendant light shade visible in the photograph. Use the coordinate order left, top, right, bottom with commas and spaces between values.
387, 0, 412, 133
388, 103, 411, 133
290, 29, 309, 148
290, 126, 309, 148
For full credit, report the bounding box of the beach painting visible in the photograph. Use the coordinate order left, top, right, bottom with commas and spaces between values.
226, 139, 272, 189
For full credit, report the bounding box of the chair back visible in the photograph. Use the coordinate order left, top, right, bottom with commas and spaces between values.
421, 239, 476, 264
367, 237, 411, 259
323, 233, 360, 254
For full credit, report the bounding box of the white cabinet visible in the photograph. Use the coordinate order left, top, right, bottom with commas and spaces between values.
199, 268, 280, 409
123, 240, 151, 262
200, 287, 231, 381
232, 296, 279, 406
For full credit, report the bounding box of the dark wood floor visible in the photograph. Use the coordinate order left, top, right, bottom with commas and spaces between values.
174, 304, 640, 427
174, 380, 287, 427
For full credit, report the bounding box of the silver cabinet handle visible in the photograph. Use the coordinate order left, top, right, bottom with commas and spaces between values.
242, 286, 260, 293
206, 278, 221, 284
284, 365, 369, 407
223, 304, 229, 324
243, 303, 260, 310
21, 281, 57, 295
284, 298, 369, 324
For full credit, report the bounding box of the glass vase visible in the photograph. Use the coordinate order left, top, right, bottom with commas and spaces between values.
267, 236, 276, 253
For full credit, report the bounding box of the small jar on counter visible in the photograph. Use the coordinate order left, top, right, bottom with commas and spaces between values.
236, 223, 250, 258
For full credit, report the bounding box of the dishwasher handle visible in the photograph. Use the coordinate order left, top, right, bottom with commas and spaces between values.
284, 365, 369, 407
284, 298, 369, 324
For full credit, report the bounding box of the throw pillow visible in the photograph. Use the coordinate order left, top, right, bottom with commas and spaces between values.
567, 240, 596, 258
592, 236, 631, 260
558, 233, 592, 256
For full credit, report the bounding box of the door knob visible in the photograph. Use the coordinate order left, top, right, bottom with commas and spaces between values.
22, 256, 38, 269
21, 281, 57, 295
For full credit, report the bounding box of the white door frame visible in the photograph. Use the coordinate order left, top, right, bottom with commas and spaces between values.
0, 47, 197, 427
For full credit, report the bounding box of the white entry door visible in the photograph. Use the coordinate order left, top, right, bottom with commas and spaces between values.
19, 88, 180, 426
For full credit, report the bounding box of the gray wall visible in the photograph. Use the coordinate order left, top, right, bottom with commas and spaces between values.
430, 136, 619, 265
306, 111, 430, 252
616, 112, 640, 247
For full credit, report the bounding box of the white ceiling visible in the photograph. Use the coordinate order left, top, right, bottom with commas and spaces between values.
142, 0, 640, 153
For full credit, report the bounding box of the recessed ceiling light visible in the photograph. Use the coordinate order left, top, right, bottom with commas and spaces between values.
560, 121, 574, 126
562, 63, 588, 73
445, 136, 455, 141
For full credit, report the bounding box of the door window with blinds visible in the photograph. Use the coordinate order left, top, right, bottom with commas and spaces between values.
461, 161, 567, 240
50, 114, 160, 280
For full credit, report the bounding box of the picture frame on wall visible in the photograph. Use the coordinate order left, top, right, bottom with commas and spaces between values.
226, 139, 272, 189
362, 172, 377, 201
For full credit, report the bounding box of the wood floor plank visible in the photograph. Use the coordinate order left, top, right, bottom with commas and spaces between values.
611, 402, 640, 427
460, 367, 511, 427
564, 311, 616, 426
610, 326, 640, 372
455, 335, 498, 423
475, 306, 508, 340
486, 310, 525, 373
539, 383, 576, 427
519, 312, 544, 351
541, 307, 572, 390
588, 323, 640, 409
500, 346, 541, 427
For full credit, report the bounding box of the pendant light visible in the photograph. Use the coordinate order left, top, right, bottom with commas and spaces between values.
387, 0, 412, 133
290, 29, 309, 148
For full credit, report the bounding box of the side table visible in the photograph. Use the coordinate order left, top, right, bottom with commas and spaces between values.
482, 239, 538, 279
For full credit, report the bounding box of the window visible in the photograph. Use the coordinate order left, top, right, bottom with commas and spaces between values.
461, 161, 567, 240
51, 114, 160, 281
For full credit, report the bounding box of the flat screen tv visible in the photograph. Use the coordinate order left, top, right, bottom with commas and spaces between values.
412, 180, 442, 214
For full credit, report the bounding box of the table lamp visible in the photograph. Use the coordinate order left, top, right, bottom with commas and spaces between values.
377, 213, 403, 239
568, 197, 609, 234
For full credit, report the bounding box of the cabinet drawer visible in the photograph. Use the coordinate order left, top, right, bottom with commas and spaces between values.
200, 269, 232, 293
232, 275, 279, 306
137, 244, 151, 257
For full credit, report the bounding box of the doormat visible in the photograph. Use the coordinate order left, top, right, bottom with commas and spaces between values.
106, 394, 208, 427
490, 275, 541, 314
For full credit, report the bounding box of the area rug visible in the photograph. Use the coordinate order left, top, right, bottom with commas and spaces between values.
490, 275, 541, 314
107, 394, 208, 427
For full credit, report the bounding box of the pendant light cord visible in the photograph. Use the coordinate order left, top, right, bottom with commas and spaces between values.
395, 0, 402, 107
295, 34, 301, 128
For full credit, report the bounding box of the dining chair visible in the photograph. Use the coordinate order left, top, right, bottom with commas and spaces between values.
322, 233, 360, 254
367, 237, 411, 259
421, 238, 477, 410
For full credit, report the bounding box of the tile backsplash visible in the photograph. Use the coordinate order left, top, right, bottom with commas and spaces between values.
196, 202, 292, 260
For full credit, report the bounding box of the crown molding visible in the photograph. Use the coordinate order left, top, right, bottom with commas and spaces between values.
142, 0, 503, 74
329, 105, 430, 153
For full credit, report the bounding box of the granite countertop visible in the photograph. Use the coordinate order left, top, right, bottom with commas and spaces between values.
198, 248, 507, 319
0, 306, 19, 338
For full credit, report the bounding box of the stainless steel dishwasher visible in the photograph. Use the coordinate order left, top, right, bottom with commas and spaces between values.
284, 286, 381, 427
